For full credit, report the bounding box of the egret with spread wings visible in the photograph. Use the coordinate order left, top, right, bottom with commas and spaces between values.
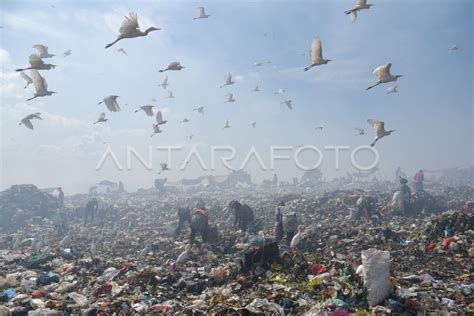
105, 12, 160, 48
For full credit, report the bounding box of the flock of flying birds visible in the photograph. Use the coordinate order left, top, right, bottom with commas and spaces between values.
13, 1, 460, 148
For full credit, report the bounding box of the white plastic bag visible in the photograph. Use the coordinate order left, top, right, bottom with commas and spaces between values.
361, 248, 393, 306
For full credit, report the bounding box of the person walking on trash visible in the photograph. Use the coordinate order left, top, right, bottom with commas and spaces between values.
84, 198, 99, 224
274, 201, 285, 242
190, 201, 208, 244
228, 200, 255, 231
175, 207, 191, 236
413, 169, 424, 192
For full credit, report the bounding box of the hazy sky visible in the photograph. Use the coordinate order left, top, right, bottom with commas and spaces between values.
0, 0, 472, 193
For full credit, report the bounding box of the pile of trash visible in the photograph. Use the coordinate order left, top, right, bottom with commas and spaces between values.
0, 185, 59, 232
0, 186, 473, 314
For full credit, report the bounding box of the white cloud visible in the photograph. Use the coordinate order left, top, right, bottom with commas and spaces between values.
0, 48, 11, 65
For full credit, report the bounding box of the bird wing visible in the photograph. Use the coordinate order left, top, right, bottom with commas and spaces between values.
21, 118, 34, 130
373, 63, 391, 80
31, 113, 42, 120
143, 106, 154, 116
368, 119, 385, 135
357, 0, 367, 5
29, 54, 44, 67
30, 69, 47, 94
225, 72, 232, 84
103, 98, 116, 112
162, 76, 168, 84
112, 98, 121, 111
119, 12, 140, 35
20, 72, 32, 83
311, 37, 323, 64
33, 44, 48, 56
156, 111, 163, 123
351, 11, 357, 23
198, 7, 205, 17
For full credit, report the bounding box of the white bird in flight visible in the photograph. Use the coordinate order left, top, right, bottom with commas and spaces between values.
274, 88, 285, 95
63, 49, 71, 57
355, 128, 365, 136
368, 119, 395, 147
220, 73, 235, 88
181, 117, 189, 123
225, 93, 235, 103
344, 0, 374, 23
159, 76, 169, 89
315, 124, 325, 130
249, 122, 256, 128
27, 70, 56, 101
386, 86, 399, 94
304, 37, 331, 71
187, 134, 194, 140
223, 120, 231, 129
155, 111, 167, 125
16, 55, 56, 72
253, 60, 271, 66
98, 95, 121, 112
252, 86, 260, 92
105, 12, 160, 48
93, 112, 108, 124
19, 113, 42, 130
135, 105, 155, 116
448, 45, 459, 53
19, 72, 33, 88
168, 91, 175, 98
193, 106, 205, 114
159, 62, 185, 72
367, 63, 402, 90
194, 7, 210, 20
281, 100, 293, 110
116, 48, 128, 56
33, 44, 55, 58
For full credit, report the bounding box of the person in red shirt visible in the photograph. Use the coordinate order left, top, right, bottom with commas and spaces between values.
190, 203, 209, 244
413, 169, 424, 192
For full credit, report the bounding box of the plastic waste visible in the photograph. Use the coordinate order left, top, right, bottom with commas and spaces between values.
361, 248, 392, 306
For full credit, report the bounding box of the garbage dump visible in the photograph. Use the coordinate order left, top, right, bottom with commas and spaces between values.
0, 183, 473, 315
0, 185, 59, 233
